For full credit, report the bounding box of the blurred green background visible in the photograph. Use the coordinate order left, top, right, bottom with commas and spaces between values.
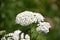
0, 0, 60, 40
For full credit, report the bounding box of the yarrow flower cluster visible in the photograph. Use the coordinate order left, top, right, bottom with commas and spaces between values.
1, 11, 51, 40
36, 22, 51, 33
16, 11, 51, 33
1, 30, 30, 40
16, 11, 44, 26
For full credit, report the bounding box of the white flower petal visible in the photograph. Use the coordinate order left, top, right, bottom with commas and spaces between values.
21, 33, 24, 39
25, 34, 30, 39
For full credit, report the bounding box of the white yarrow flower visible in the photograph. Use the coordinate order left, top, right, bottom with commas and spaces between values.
36, 22, 51, 33
16, 11, 34, 26
16, 11, 44, 26
1, 30, 30, 40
